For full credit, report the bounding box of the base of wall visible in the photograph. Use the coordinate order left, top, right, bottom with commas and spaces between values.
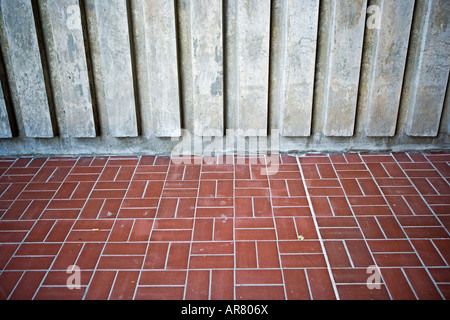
1, 132, 448, 157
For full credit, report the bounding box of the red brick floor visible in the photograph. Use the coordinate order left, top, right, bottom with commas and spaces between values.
0, 152, 449, 300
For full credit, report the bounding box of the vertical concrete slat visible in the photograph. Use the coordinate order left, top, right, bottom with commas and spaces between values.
144, 0, 181, 138
362, 0, 415, 137
0, 0, 54, 138
190, 0, 223, 137
320, 0, 367, 137
280, 0, 319, 137
91, 0, 137, 138
41, 0, 96, 138
236, 0, 271, 136
445, 80, 450, 135
0, 81, 11, 138
404, 0, 450, 137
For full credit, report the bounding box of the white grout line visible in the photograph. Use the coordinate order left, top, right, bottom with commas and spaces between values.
183, 156, 202, 300
107, 270, 119, 300
304, 269, 313, 300
265, 155, 288, 300
430, 239, 449, 267
296, 156, 340, 300
341, 240, 354, 268
232, 159, 236, 300
141, 181, 150, 199
401, 267, 419, 300
425, 177, 440, 195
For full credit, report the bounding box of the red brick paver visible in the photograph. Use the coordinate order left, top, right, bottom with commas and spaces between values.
0, 153, 449, 300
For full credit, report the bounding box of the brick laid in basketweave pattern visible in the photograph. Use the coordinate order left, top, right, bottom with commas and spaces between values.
0, 153, 449, 300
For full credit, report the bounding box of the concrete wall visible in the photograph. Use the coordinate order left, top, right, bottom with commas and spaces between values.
0, 0, 449, 156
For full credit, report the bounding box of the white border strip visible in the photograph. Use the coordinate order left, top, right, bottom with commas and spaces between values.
296, 156, 340, 300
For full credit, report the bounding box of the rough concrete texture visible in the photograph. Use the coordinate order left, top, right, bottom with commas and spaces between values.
191, 0, 224, 137
0, 80, 11, 138
279, 0, 319, 137
0, 0, 54, 138
404, 0, 450, 137
319, 0, 367, 137
89, 0, 137, 138
144, 0, 181, 138
40, 0, 96, 138
361, 0, 414, 137
228, 0, 271, 136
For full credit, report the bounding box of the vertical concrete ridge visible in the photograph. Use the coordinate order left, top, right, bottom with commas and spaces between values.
126, 0, 142, 137
39, 0, 97, 138
90, 0, 138, 138
279, 0, 319, 137
361, 0, 415, 137
190, 0, 224, 137
321, 0, 367, 137
144, 0, 181, 138
0, 0, 54, 138
403, 0, 450, 137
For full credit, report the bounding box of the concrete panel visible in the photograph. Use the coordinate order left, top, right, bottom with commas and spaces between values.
144, 0, 181, 138
404, 0, 450, 137
41, 0, 96, 138
0, 81, 11, 138
91, 0, 137, 137
446, 80, 450, 135
236, 0, 271, 135
0, 0, 54, 138
190, 0, 223, 137
280, 0, 319, 137
320, 0, 367, 137
362, 0, 414, 137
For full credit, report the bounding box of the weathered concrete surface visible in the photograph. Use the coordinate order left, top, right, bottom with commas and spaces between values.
0, 80, 11, 138
279, 0, 319, 137
177, 0, 195, 135
40, 0, 96, 138
318, 0, 367, 137
144, 0, 181, 138
361, 0, 414, 137
89, 0, 137, 137
404, 0, 450, 137
227, 0, 271, 136
0, 0, 54, 138
446, 80, 450, 135
191, 0, 223, 137
129, 0, 149, 137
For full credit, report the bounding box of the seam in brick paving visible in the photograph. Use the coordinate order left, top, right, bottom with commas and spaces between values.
265, 156, 288, 300
296, 156, 340, 300
183, 156, 202, 300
